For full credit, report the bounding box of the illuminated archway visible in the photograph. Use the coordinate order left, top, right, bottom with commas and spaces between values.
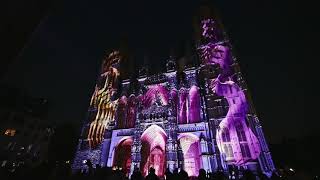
140, 125, 167, 177
178, 133, 201, 177
113, 137, 132, 175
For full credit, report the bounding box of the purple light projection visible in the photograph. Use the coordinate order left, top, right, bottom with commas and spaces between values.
200, 19, 261, 165
142, 85, 169, 108
178, 133, 201, 177
211, 77, 261, 164
188, 86, 201, 123
73, 16, 274, 175
169, 88, 178, 107
126, 95, 136, 128
179, 88, 188, 124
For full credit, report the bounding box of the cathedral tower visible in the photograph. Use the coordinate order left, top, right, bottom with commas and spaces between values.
72, 4, 275, 178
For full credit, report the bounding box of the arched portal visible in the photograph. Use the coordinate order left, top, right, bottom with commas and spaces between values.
140, 125, 167, 177
113, 137, 132, 176
178, 133, 201, 177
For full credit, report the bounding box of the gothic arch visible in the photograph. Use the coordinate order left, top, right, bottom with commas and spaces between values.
113, 137, 133, 175
140, 125, 167, 177
178, 133, 201, 177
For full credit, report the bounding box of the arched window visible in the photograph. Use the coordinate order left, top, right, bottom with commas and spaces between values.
223, 144, 234, 158
221, 129, 230, 142
240, 143, 251, 158
235, 122, 247, 142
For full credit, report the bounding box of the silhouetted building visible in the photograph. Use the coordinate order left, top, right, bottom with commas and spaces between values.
0, 85, 54, 169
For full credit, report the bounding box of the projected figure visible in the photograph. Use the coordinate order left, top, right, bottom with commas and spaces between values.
88, 51, 121, 147
72, 16, 275, 177
200, 19, 261, 165
210, 75, 260, 164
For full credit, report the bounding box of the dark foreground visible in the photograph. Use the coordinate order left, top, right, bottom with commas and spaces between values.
0, 162, 318, 180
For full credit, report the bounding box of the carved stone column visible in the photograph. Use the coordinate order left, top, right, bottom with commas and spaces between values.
200, 136, 212, 172
130, 109, 142, 176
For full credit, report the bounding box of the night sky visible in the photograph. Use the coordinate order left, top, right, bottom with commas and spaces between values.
2, 0, 312, 144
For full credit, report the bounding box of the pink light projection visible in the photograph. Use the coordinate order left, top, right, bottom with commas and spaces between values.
142, 85, 169, 108
170, 88, 178, 106
188, 86, 201, 123
140, 125, 167, 177
179, 88, 188, 124
178, 133, 201, 177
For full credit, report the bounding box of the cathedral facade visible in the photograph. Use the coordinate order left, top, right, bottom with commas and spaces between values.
72, 17, 275, 178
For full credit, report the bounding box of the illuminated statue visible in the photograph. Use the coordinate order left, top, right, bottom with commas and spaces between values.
88, 51, 121, 147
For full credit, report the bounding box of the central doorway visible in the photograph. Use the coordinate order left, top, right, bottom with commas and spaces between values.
140, 125, 167, 177
113, 137, 132, 176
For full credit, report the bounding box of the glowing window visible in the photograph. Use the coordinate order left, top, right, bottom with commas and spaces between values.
240, 143, 251, 158
221, 129, 230, 142
4, 129, 16, 136
227, 144, 234, 158
235, 123, 247, 142
223, 144, 234, 158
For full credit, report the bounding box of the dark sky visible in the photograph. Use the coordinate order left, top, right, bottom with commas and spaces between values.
2, 0, 313, 144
